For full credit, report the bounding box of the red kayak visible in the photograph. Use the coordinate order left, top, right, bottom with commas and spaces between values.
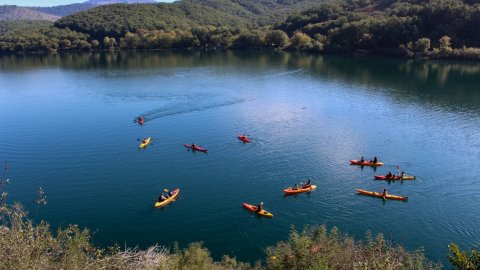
374, 174, 415, 180
238, 135, 250, 143
137, 117, 144, 125
350, 159, 384, 166
184, 144, 208, 152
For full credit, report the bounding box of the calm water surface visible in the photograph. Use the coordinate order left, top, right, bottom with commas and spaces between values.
1, 51, 480, 265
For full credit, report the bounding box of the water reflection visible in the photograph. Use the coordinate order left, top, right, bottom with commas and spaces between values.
2, 51, 480, 113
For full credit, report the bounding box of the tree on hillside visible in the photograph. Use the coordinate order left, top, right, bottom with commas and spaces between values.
289, 32, 313, 50
265, 30, 289, 48
232, 31, 266, 49
439, 35, 452, 53
414, 37, 431, 52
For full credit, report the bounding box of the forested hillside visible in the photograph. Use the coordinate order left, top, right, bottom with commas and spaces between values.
276, 0, 480, 52
1, 0, 480, 60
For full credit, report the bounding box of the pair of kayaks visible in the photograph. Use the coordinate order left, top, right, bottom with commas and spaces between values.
350, 159, 384, 166
154, 188, 180, 208
184, 144, 208, 152
242, 203, 273, 218
283, 185, 317, 195
139, 137, 151, 148
356, 188, 408, 201
243, 184, 317, 218
374, 174, 415, 180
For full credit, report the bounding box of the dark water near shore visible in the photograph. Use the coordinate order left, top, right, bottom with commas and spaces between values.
1, 51, 480, 266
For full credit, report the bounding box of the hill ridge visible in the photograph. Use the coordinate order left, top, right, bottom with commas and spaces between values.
0, 5, 60, 21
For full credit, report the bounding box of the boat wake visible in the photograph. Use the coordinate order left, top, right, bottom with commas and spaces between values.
140, 98, 250, 122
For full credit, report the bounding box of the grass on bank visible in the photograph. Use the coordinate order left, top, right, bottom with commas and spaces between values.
0, 202, 451, 270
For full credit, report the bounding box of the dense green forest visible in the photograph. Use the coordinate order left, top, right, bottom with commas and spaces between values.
1, 0, 480, 60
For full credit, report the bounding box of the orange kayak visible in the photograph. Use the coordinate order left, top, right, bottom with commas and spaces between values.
283, 185, 317, 195
356, 189, 408, 201
350, 160, 384, 167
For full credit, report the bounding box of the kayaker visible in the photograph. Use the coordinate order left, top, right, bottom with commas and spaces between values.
293, 184, 299, 190
302, 179, 311, 188
372, 156, 378, 164
158, 194, 167, 202
387, 171, 393, 178
256, 202, 263, 213
138, 116, 143, 122
400, 171, 405, 178
382, 188, 388, 197
142, 138, 147, 144
191, 142, 196, 149
167, 190, 173, 197
360, 156, 364, 162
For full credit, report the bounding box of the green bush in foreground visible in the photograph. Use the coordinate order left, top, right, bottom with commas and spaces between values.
0, 202, 445, 269
266, 226, 441, 270
448, 243, 480, 270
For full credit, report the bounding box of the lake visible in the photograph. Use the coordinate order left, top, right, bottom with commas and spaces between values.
1, 51, 479, 266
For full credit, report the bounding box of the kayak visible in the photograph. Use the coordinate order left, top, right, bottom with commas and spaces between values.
242, 203, 273, 218
154, 188, 180, 208
283, 185, 317, 195
374, 175, 415, 180
139, 137, 151, 148
138, 118, 144, 125
238, 135, 250, 143
184, 144, 208, 152
356, 189, 408, 201
350, 160, 384, 167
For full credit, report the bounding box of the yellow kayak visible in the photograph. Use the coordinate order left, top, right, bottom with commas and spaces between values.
243, 203, 273, 218
356, 189, 408, 201
139, 137, 151, 148
154, 188, 180, 208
